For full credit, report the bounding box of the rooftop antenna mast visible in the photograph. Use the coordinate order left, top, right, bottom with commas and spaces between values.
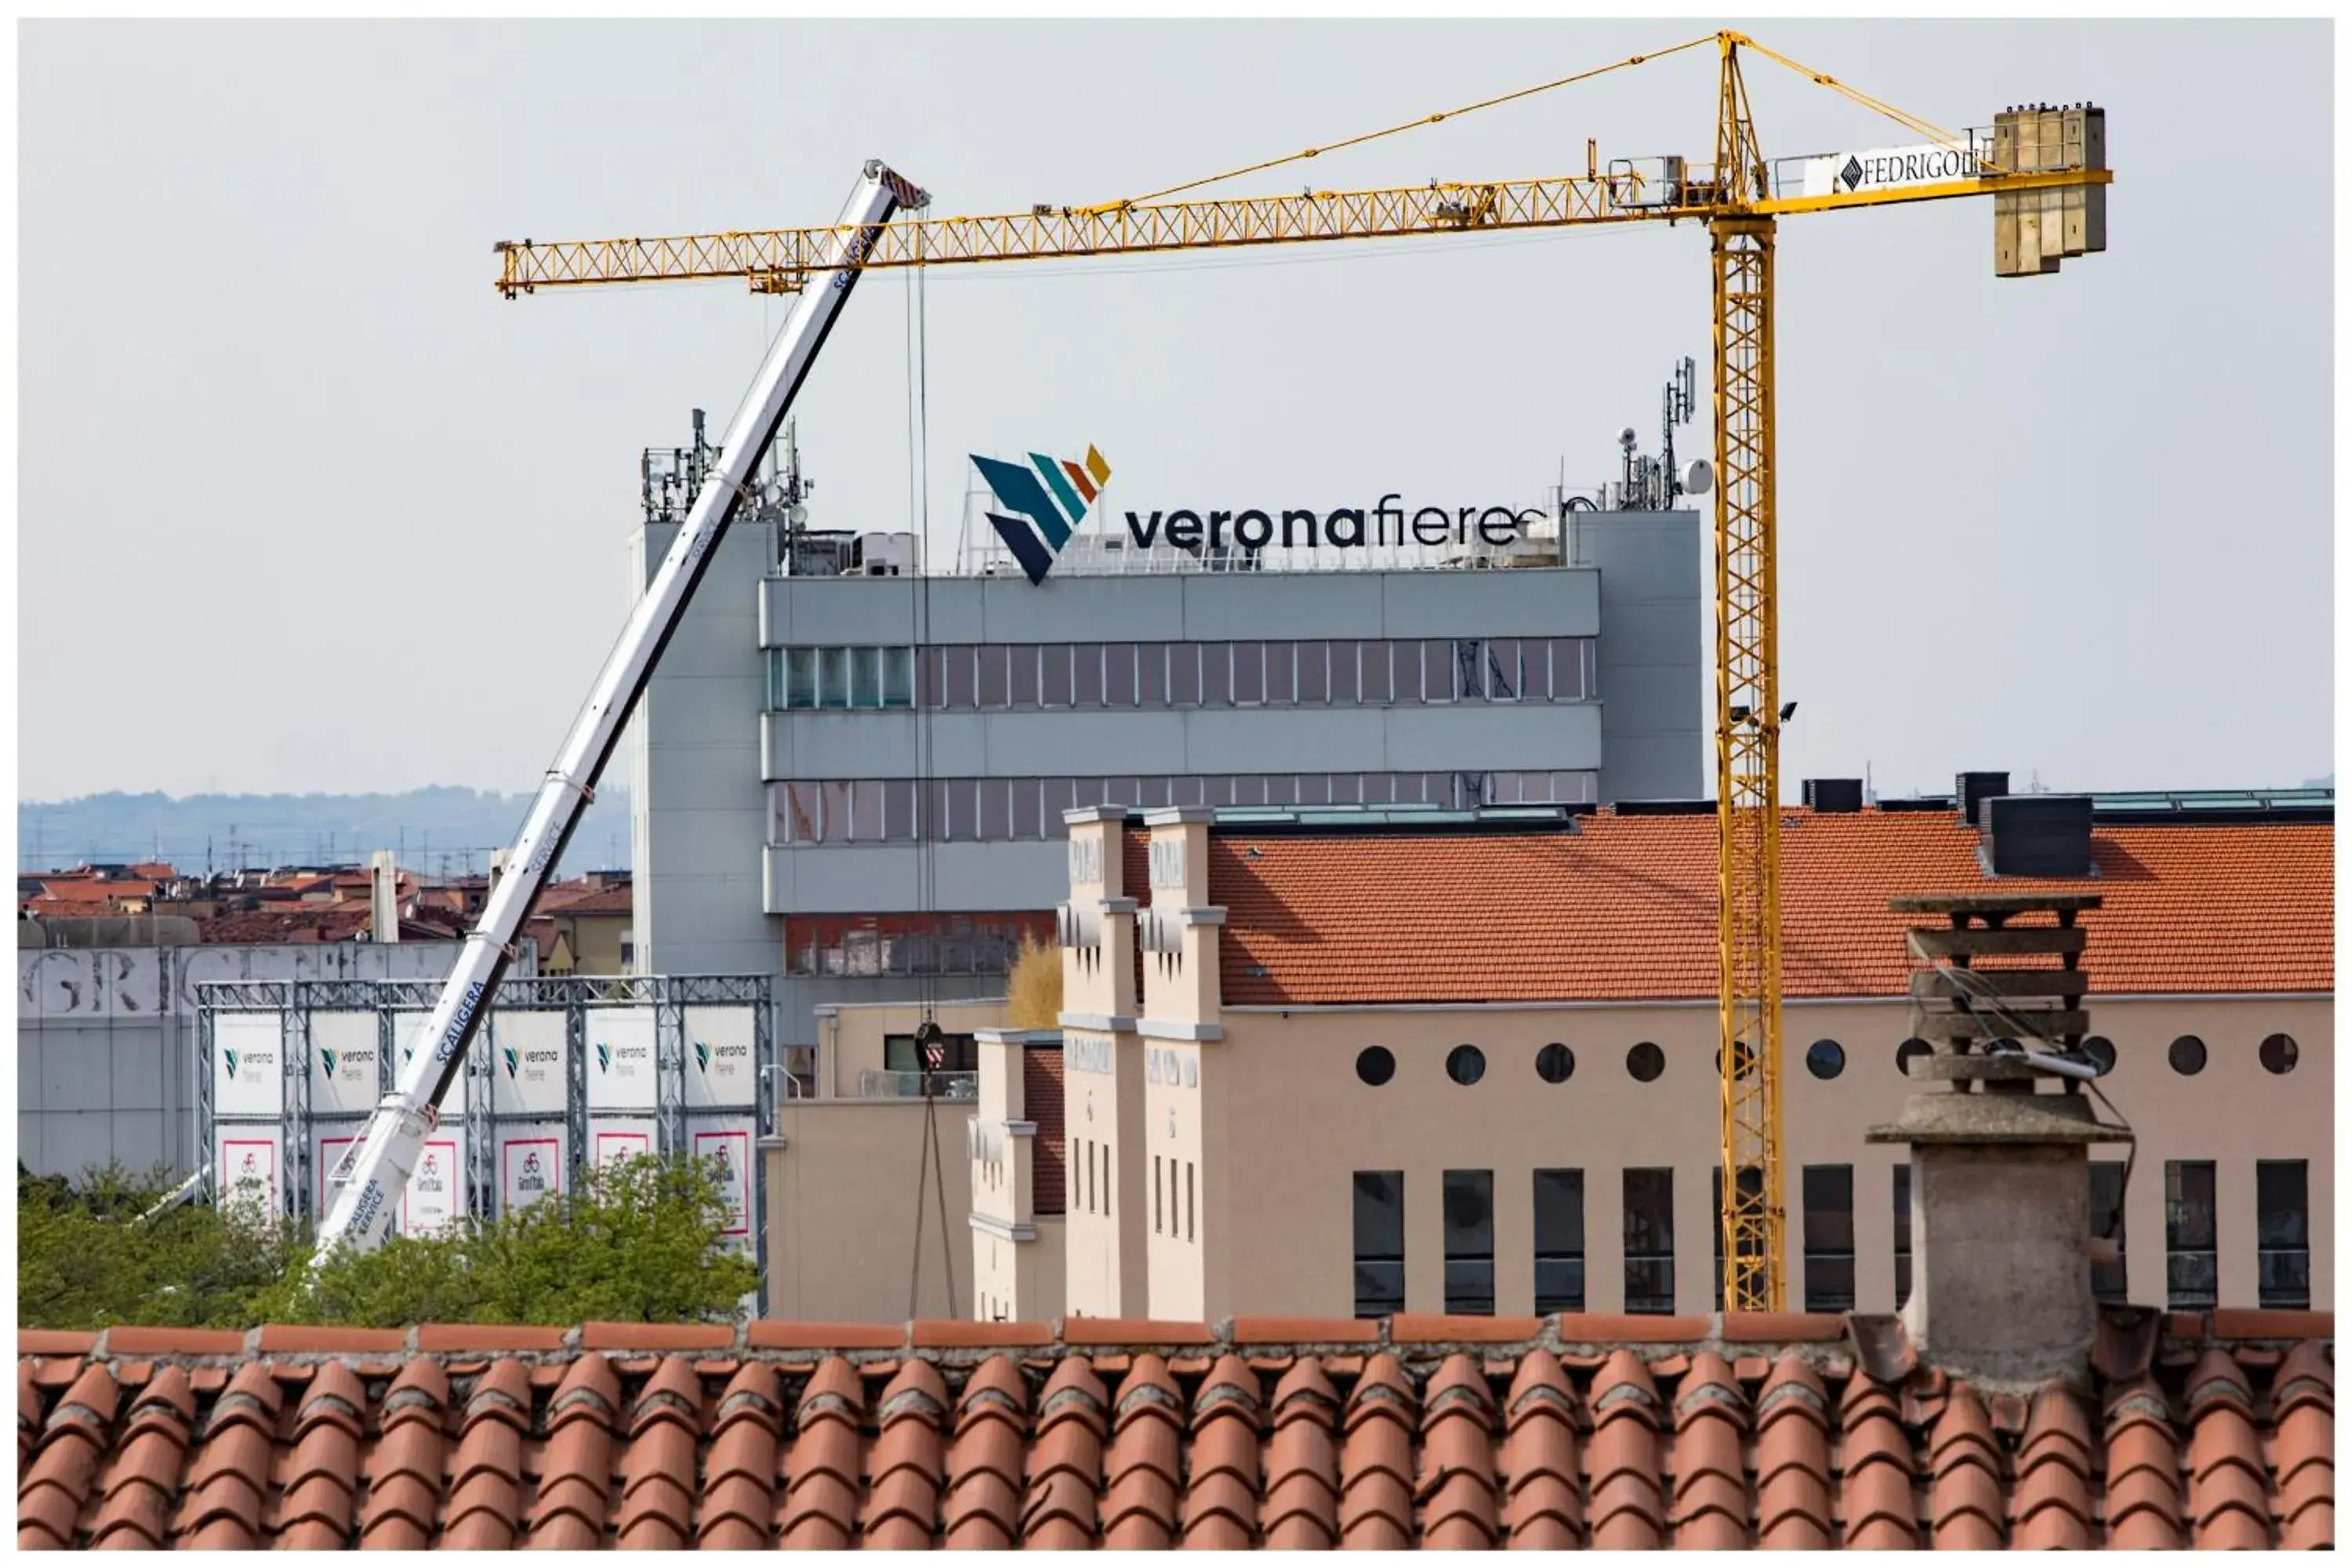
1661, 354, 1700, 508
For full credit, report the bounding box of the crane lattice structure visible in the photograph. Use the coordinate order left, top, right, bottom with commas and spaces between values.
475, 31, 2111, 1310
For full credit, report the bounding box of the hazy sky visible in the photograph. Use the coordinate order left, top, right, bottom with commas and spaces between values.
18, 19, 2333, 803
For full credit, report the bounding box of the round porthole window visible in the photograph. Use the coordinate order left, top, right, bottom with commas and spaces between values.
1446, 1045, 1487, 1086
1536, 1042, 1575, 1084
2260, 1033, 2299, 1076
1895, 1037, 1931, 1079
1356, 1046, 1396, 1087
1715, 1039, 1758, 1079
2082, 1036, 2117, 1076
1627, 1042, 1664, 1083
1805, 1039, 1846, 1080
2167, 1035, 2208, 1076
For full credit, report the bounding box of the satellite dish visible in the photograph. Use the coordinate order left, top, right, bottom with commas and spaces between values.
1682, 459, 1714, 496
787, 504, 810, 527
1617, 426, 1639, 449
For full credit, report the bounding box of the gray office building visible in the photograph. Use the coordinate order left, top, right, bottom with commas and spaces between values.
629, 448, 1702, 1051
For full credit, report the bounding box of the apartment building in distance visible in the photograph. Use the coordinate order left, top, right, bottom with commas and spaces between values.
966, 779, 2332, 1327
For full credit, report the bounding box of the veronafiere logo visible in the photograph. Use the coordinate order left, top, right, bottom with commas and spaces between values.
974, 447, 1113, 586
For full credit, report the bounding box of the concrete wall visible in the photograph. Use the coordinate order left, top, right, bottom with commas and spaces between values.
763, 1099, 975, 1323
16, 938, 473, 1180
1214, 995, 2333, 1319
760, 563, 1602, 651
630, 516, 780, 985
1581, 510, 1704, 803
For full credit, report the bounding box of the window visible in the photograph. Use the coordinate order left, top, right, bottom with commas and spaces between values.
2165, 1160, 2218, 1310
819, 646, 852, 708
1896, 1038, 1931, 1078
1893, 1163, 1913, 1308
1297, 641, 1330, 704
1100, 1144, 1110, 1217
1485, 638, 1523, 701
1420, 641, 1454, 702
1446, 1045, 1486, 1085
1359, 641, 1393, 703
1534, 1169, 1585, 1312
1627, 1042, 1665, 1083
2089, 1160, 2129, 1305
2260, 1033, 2300, 1075
782, 647, 818, 709
1038, 644, 1073, 707
1154, 1156, 1164, 1234
849, 780, 884, 841
1443, 1171, 1496, 1316
1186, 1160, 1196, 1242
1167, 644, 1200, 706
944, 646, 977, 710
880, 646, 913, 708
1353, 1171, 1406, 1318
1802, 1166, 1856, 1312
1105, 644, 1138, 707
2257, 1160, 2310, 1309
1263, 641, 1296, 705
1536, 1043, 1575, 1084
1073, 644, 1105, 706
1805, 1040, 1846, 1080
1327, 641, 1359, 705
2167, 1035, 2208, 1076
1624, 1168, 1676, 1314
1232, 641, 1265, 704
2082, 1035, 2117, 1076
1199, 644, 1232, 706
975, 645, 1010, 708
1356, 1047, 1396, 1086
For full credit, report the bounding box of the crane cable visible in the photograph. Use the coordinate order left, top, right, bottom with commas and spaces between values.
1735, 35, 1969, 157
1083, 28, 1973, 222
1083, 31, 1719, 213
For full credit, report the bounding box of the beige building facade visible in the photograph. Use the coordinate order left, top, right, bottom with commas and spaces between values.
974, 799, 2332, 1326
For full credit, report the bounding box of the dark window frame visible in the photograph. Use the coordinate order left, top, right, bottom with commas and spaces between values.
1352, 1170, 1406, 1318
1623, 1167, 1677, 1315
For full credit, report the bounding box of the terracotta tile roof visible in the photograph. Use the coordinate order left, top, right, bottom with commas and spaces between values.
1023, 1045, 1066, 1217
1213, 812, 2334, 1005
13, 1312, 2331, 1548
547, 886, 635, 916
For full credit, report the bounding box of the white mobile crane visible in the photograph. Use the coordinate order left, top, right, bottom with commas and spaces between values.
305, 162, 927, 1273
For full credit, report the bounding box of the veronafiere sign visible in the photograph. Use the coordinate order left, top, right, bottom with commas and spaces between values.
975, 445, 1565, 586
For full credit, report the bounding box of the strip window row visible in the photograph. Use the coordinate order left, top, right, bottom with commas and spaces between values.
1351, 1157, 2315, 1317
768, 637, 1598, 712
771, 771, 1599, 845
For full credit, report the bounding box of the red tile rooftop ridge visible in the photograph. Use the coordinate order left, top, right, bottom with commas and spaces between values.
1213, 814, 2334, 1005
13, 1314, 2333, 1549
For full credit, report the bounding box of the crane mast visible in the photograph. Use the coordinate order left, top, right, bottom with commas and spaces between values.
306, 160, 928, 1273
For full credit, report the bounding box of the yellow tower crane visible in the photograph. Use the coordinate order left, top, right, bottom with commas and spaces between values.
495, 31, 2111, 1312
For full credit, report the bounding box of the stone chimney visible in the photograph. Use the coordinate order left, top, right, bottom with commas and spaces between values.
1865, 891, 2129, 1388
369, 850, 401, 944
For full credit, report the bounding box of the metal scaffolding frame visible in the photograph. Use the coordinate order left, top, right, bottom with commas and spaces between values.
197, 974, 777, 1312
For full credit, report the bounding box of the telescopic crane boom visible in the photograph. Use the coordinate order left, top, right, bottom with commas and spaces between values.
306, 161, 928, 1273
319, 32, 2111, 1311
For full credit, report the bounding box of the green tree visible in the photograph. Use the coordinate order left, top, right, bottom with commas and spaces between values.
287, 1155, 757, 1326
20, 1155, 757, 1330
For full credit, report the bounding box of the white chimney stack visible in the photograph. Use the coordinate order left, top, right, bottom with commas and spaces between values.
370, 850, 400, 944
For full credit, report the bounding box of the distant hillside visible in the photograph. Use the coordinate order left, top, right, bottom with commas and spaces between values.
17, 786, 633, 877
